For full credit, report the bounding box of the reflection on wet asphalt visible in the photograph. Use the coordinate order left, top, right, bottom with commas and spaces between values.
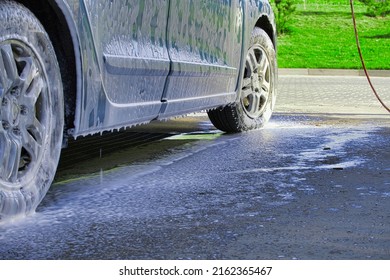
0, 114, 390, 260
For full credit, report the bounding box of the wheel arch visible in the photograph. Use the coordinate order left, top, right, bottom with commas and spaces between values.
243, 0, 277, 49
13, 0, 80, 137
255, 15, 276, 49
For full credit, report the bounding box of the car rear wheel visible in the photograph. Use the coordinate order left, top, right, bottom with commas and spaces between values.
0, 1, 64, 219
208, 27, 277, 132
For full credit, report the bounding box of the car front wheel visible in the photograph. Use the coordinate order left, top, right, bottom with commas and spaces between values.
208, 27, 277, 132
0, 1, 64, 219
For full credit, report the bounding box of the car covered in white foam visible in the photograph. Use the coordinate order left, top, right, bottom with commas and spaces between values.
0, 0, 277, 218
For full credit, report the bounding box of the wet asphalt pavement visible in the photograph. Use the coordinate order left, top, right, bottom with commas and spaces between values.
0, 75, 389, 260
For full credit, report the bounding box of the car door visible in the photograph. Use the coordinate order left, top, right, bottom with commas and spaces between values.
81, 0, 170, 124
160, 0, 243, 118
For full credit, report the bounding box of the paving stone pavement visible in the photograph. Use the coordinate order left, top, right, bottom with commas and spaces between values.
276, 74, 390, 116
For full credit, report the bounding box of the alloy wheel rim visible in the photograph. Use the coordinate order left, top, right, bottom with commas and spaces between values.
0, 40, 49, 189
241, 44, 271, 119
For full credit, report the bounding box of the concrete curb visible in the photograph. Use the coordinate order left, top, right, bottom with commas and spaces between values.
279, 68, 390, 77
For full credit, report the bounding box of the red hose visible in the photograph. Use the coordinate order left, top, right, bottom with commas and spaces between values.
350, 0, 390, 113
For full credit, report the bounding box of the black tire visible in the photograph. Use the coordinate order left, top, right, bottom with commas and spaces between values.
0, 1, 64, 219
208, 28, 277, 133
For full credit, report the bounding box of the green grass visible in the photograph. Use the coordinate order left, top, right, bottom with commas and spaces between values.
277, 1, 390, 69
